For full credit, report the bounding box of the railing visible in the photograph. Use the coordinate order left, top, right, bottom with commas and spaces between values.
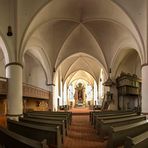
23, 83, 50, 99
0, 79, 50, 100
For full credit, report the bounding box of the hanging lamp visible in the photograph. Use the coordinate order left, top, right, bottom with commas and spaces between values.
7, 0, 13, 36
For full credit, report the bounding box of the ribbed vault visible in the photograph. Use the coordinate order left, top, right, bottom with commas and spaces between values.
21, 0, 144, 84
57, 53, 104, 83
66, 70, 95, 86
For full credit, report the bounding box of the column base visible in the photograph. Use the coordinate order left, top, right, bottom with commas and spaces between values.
6, 114, 23, 121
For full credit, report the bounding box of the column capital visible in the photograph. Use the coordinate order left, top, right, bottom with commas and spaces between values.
7, 113, 23, 117
5, 62, 23, 69
46, 83, 55, 86
141, 63, 148, 68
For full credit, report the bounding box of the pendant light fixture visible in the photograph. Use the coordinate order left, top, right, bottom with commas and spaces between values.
7, 0, 13, 36
7, 26, 13, 36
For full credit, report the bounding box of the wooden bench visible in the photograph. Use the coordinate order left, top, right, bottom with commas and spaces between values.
107, 120, 148, 148
0, 126, 48, 148
25, 114, 69, 133
99, 115, 146, 138
90, 110, 133, 124
30, 111, 72, 125
7, 119, 62, 148
90, 110, 118, 122
124, 131, 148, 148
93, 112, 136, 128
19, 117, 66, 143
95, 113, 137, 131
26, 112, 70, 126
28, 111, 72, 124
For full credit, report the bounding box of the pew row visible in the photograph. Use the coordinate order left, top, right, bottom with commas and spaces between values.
24, 113, 69, 131
19, 117, 66, 143
7, 119, 62, 148
90, 110, 121, 122
90, 110, 134, 124
0, 126, 48, 148
29, 111, 72, 125
124, 131, 148, 148
95, 113, 137, 129
25, 112, 70, 126
107, 120, 148, 148
93, 112, 136, 128
98, 115, 146, 138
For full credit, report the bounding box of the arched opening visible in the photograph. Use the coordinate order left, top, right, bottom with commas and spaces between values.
19, 0, 145, 113
53, 53, 107, 111
112, 49, 141, 111
0, 48, 6, 77
0, 36, 10, 115
23, 52, 49, 90
66, 70, 96, 108
23, 52, 50, 112
115, 49, 141, 78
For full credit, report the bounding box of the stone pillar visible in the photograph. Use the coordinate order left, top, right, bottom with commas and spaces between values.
5, 63, 23, 120
63, 82, 67, 105
142, 65, 148, 113
48, 84, 55, 111
92, 86, 94, 105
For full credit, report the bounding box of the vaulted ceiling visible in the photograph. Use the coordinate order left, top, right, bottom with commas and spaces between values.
22, 0, 142, 83
59, 53, 102, 83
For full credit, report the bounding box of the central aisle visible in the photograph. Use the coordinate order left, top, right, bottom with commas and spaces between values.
63, 115, 107, 148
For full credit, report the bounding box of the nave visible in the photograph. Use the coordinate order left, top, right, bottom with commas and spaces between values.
63, 111, 106, 148
1, 108, 148, 148
0, 108, 106, 148
0, 0, 148, 147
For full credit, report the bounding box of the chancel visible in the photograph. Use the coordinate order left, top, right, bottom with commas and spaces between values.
0, 0, 148, 148
75, 82, 85, 106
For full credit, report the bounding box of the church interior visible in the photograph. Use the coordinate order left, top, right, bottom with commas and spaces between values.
0, 0, 148, 147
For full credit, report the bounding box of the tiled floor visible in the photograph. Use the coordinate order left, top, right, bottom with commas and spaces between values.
63, 115, 107, 148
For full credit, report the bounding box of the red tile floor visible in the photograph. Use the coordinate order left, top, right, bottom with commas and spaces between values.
63, 115, 107, 148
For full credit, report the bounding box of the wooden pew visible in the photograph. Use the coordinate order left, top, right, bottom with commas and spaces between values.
95, 113, 137, 131
0, 126, 48, 148
124, 131, 148, 148
99, 115, 146, 138
25, 114, 68, 133
26, 112, 70, 126
107, 120, 148, 148
19, 117, 66, 143
93, 112, 136, 128
29, 111, 72, 121
7, 119, 62, 148
90, 110, 118, 122
90, 110, 133, 124
30, 111, 72, 125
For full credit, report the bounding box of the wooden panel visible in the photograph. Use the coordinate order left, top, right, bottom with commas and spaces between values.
0, 115, 7, 128
0, 80, 50, 100
116, 72, 141, 96
0, 80, 7, 95
23, 83, 50, 99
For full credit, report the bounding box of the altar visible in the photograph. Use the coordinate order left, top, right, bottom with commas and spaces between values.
74, 83, 86, 107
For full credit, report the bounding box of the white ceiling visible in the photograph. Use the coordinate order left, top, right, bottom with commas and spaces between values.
23, 0, 141, 83
66, 70, 95, 86
59, 53, 102, 82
